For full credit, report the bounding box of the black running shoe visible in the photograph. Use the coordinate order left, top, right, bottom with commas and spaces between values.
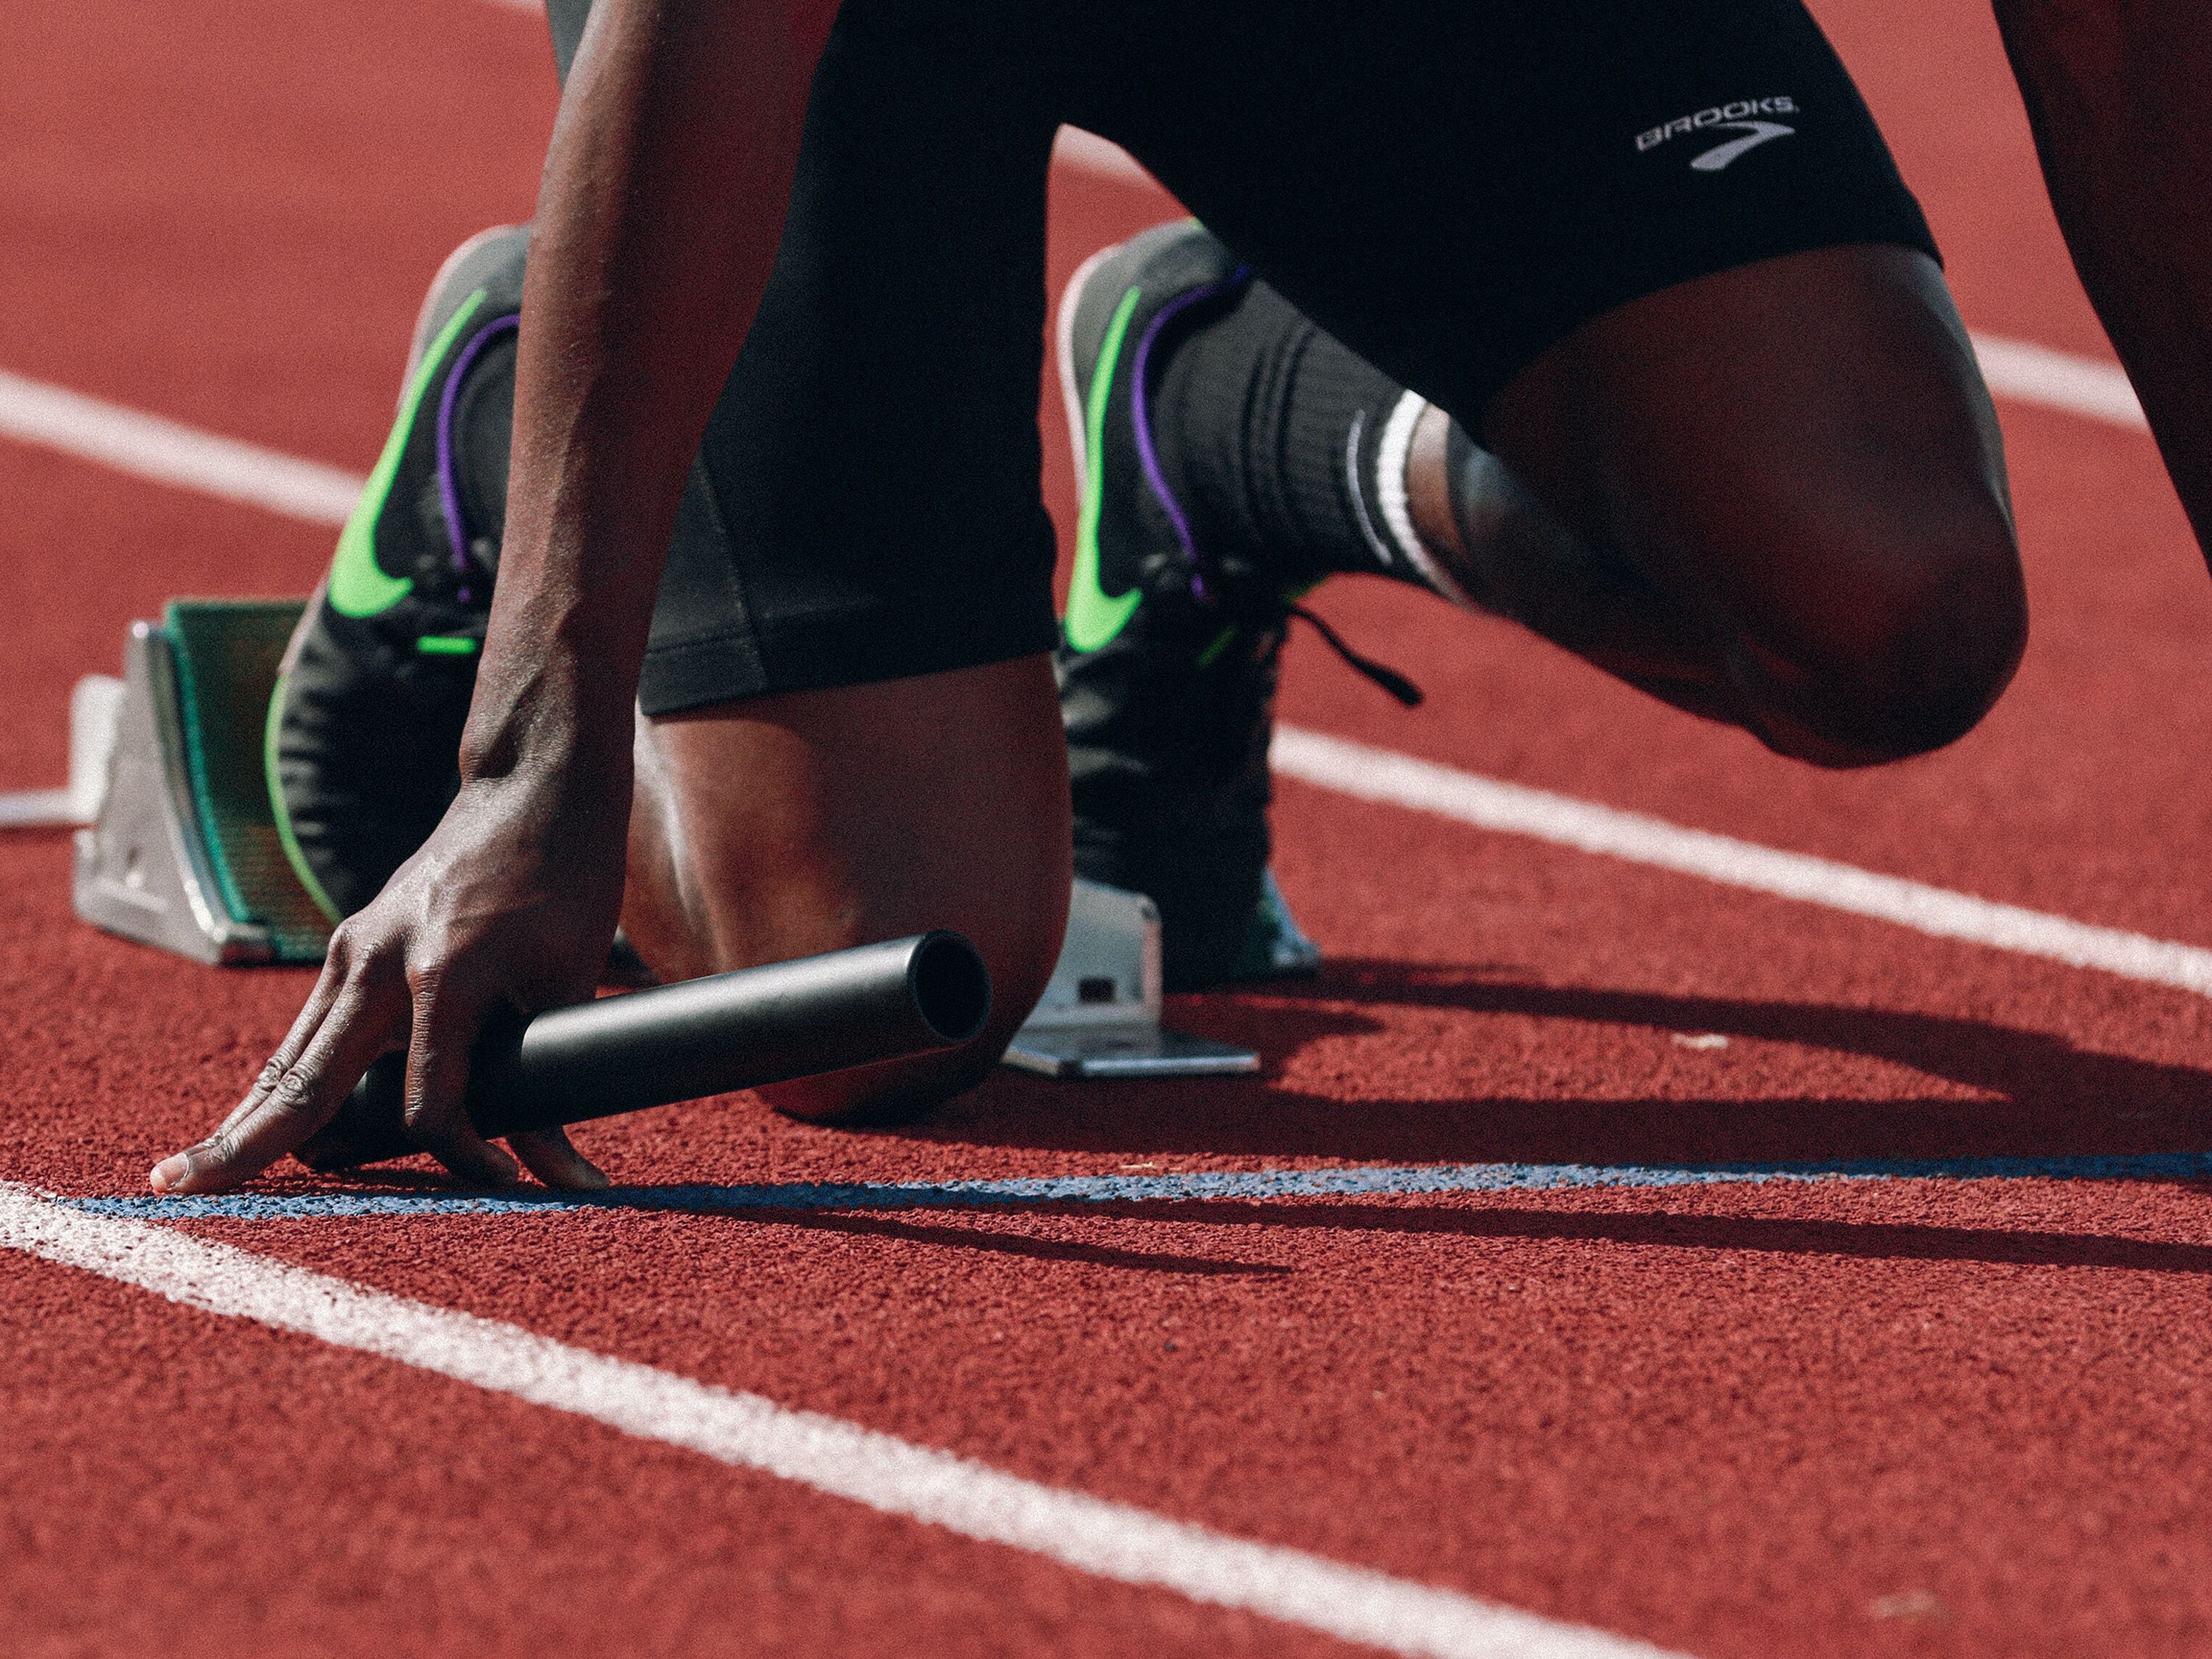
1054, 222, 1323, 992
268, 226, 526, 920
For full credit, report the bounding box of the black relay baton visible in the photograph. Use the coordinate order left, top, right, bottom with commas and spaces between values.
297, 931, 991, 1171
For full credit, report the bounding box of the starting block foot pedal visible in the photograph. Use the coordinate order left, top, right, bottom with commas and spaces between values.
73, 600, 331, 966
1003, 878, 1260, 1078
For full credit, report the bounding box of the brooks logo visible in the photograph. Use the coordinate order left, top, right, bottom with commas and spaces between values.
1637, 97, 1798, 171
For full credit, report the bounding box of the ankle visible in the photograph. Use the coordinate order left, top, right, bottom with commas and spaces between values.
1406, 405, 1464, 563
1393, 402, 1486, 609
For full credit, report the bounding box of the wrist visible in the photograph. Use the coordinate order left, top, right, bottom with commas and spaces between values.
459, 647, 636, 787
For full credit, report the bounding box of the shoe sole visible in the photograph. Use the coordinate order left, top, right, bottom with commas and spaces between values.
1054, 242, 1119, 507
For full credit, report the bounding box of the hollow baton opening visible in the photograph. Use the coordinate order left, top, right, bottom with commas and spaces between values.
908, 930, 992, 1046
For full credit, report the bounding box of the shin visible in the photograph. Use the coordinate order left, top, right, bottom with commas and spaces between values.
621, 654, 1071, 1123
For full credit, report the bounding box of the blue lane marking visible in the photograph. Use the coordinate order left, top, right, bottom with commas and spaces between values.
58, 1151, 2212, 1220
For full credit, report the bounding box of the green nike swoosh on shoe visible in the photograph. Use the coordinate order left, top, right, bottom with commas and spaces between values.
1065, 282, 1146, 653
270, 226, 531, 922
326, 288, 492, 619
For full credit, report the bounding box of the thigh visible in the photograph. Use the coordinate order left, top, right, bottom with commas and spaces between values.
1082, 0, 1941, 425
637, 0, 1070, 715
1085, 0, 2020, 758
621, 655, 1072, 1122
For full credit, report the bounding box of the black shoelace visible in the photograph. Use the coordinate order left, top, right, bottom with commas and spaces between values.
1286, 603, 1423, 708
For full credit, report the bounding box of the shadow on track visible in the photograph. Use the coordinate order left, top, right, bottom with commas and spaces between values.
746, 1207, 1290, 1276
906, 957, 2212, 1169
1043, 1199, 2212, 1276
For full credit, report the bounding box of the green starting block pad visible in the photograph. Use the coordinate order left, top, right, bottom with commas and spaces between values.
73, 599, 332, 965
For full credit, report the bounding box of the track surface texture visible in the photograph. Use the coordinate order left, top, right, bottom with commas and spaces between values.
5, 1, 2212, 1655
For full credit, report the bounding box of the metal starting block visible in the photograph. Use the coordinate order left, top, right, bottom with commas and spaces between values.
1001, 878, 1260, 1078
0, 672, 123, 830
64, 603, 1263, 1077
71, 600, 331, 966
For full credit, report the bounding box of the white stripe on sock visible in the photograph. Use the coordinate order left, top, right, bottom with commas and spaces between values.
1343, 408, 1405, 573
1373, 390, 1474, 608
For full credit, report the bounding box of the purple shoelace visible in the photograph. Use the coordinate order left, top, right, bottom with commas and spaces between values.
434, 312, 520, 606
1128, 264, 1249, 605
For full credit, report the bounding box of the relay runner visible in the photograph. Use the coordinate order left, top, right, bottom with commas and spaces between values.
155, 0, 2192, 1194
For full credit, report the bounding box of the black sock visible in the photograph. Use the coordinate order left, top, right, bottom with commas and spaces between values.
1151, 279, 1468, 603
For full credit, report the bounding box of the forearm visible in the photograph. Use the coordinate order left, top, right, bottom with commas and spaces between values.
1993, 0, 2212, 559
466, 0, 837, 782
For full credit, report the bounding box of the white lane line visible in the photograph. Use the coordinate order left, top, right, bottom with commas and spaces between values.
1274, 726, 2212, 997
1046, 132, 2149, 434
0, 1183, 1675, 1659
1968, 332, 2145, 429
0, 369, 360, 526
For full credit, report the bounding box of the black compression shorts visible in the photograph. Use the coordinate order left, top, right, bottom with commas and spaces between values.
541, 0, 1939, 715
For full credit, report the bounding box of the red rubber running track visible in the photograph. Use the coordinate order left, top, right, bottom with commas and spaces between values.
4, 1, 2210, 1654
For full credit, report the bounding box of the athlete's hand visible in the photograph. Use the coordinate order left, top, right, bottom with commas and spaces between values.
148, 772, 627, 1194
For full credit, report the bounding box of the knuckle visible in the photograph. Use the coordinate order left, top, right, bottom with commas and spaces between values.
333, 921, 404, 984
263, 1065, 323, 1119
325, 919, 364, 969
357, 940, 403, 986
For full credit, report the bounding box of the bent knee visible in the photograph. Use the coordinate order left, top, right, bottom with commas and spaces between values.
760, 1041, 1013, 1127
1731, 506, 2027, 768
754, 895, 1067, 1127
